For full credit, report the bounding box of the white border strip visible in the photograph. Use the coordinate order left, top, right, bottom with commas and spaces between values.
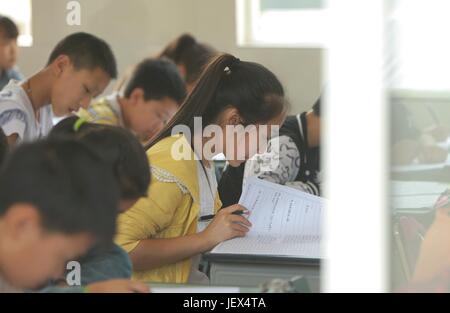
323, 0, 388, 292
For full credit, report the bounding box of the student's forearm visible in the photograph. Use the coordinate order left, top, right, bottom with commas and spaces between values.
6, 133, 18, 146
129, 232, 213, 272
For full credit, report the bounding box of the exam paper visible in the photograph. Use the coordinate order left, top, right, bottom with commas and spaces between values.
390, 180, 446, 210
390, 181, 447, 197
211, 177, 324, 259
391, 194, 440, 210
151, 287, 240, 293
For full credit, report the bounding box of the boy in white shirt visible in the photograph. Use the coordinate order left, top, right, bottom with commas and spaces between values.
0, 32, 117, 145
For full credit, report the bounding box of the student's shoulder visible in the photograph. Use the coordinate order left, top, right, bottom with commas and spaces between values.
81, 243, 130, 264
147, 135, 198, 179
148, 135, 195, 161
78, 97, 118, 125
89, 96, 114, 113
0, 83, 28, 113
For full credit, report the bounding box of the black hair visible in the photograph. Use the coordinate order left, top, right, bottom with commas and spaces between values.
159, 34, 216, 85
0, 139, 119, 242
313, 97, 321, 117
0, 128, 8, 166
124, 58, 186, 104
147, 53, 286, 149
0, 15, 19, 39
50, 117, 150, 200
47, 32, 117, 79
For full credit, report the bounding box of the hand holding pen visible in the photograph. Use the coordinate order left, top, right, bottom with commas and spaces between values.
199, 204, 252, 247
433, 189, 450, 214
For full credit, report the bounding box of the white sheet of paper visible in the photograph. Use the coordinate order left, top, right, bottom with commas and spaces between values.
211, 177, 324, 259
151, 287, 240, 293
391, 194, 440, 210
390, 181, 448, 196
391, 154, 450, 173
389, 180, 446, 210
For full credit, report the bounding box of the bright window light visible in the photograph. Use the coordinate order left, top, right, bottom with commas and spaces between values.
236, 0, 327, 47
389, 0, 450, 91
0, 0, 33, 47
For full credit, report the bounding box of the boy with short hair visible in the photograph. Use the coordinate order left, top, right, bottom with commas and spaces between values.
0, 15, 23, 91
0, 139, 119, 291
78, 58, 185, 142
0, 139, 149, 293
0, 32, 117, 146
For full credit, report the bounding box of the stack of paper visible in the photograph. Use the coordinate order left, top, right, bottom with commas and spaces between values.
390, 180, 447, 210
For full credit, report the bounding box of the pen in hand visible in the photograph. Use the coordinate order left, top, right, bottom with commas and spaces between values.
199, 209, 249, 222
434, 189, 450, 215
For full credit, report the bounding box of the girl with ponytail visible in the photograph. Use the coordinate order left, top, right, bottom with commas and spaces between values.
158, 33, 216, 92
116, 53, 288, 284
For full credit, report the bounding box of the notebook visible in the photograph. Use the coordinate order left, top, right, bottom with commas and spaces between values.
210, 177, 324, 259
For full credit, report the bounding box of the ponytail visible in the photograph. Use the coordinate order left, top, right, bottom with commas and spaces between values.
146, 53, 286, 150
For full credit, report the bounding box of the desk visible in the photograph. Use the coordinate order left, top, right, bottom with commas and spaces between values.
391, 166, 450, 183
149, 282, 257, 293
204, 253, 320, 293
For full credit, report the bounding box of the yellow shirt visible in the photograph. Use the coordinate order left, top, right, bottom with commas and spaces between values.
115, 134, 222, 283
77, 93, 124, 127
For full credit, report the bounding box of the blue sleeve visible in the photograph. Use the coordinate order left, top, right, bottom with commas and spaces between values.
10, 68, 24, 81
79, 244, 133, 285
36, 286, 85, 293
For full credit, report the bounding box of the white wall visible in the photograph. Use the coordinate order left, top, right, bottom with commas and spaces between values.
18, 0, 323, 113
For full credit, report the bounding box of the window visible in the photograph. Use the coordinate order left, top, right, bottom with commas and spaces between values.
388, 0, 450, 92
236, 0, 327, 47
0, 0, 33, 47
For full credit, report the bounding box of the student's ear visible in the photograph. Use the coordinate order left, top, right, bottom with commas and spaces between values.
129, 88, 145, 105
51, 55, 72, 77
2, 204, 42, 241
177, 64, 187, 81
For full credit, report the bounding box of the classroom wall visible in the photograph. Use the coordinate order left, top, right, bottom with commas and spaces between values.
18, 0, 323, 113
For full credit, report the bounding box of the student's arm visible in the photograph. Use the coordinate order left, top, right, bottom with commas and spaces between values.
245, 135, 301, 184
129, 205, 249, 271
115, 180, 250, 272
391, 139, 447, 165
245, 135, 300, 185
6, 133, 18, 146
79, 244, 132, 285
413, 207, 450, 283
246, 136, 321, 195
0, 109, 26, 146
424, 125, 450, 142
